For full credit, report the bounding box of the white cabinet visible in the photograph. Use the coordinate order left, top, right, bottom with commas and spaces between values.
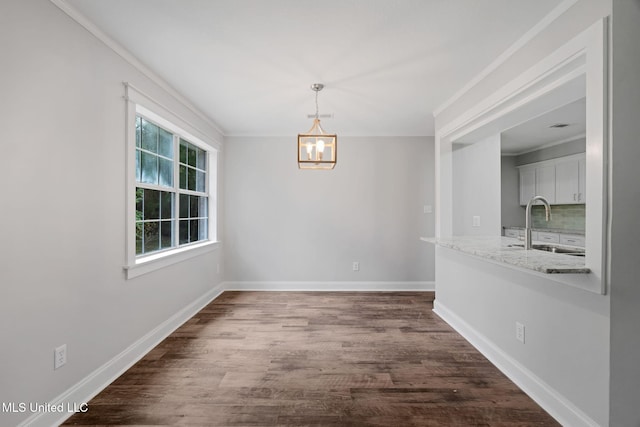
504, 228, 532, 239
519, 166, 536, 205
518, 163, 555, 205
579, 156, 586, 201
536, 163, 556, 203
504, 228, 521, 238
504, 227, 584, 247
560, 234, 585, 247
537, 231, 560, 243
555, 154, 586, 204
518, 153, 585, 206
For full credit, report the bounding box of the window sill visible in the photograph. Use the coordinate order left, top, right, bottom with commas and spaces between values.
124, 240, 221, 279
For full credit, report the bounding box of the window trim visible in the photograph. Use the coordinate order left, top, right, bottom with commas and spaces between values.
124, 83, 220, 279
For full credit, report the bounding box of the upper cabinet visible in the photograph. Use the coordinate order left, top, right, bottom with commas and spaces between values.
519, 166, 536, 205
555, 154, 586, 203
518, 153, 585, 205
536, 163, 556, 203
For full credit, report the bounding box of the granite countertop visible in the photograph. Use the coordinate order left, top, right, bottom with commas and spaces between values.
502, 226, 585, 236
420, 235, 590, 274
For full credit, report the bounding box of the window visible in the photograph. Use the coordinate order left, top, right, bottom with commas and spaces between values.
178, 140, 208, 245
124, 83, 219, 279
135, 116, 211, 256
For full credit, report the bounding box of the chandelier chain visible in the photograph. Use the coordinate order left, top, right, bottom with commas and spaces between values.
315, 89, 319, 119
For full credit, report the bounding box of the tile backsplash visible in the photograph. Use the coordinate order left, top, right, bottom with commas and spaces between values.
531, 204, 585, 231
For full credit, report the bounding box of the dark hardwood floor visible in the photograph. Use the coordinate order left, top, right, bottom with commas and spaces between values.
62, 292, 559, 426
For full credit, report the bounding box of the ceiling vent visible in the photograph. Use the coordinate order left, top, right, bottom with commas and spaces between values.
549, 123, 570, 128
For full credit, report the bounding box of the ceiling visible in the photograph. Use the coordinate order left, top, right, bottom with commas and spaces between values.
501, 97, 586, 155
65, 0, 564, 137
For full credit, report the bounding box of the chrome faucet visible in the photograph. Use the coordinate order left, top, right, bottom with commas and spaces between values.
525, 196, 551, 250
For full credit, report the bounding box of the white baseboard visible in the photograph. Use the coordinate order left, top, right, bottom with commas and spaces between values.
21, 284, 224, 427
433, 300, 601, 427
223, 281, 435, 292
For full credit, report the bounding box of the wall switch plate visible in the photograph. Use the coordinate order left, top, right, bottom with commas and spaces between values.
472, 216, 481, 227
516, 322, 525, 344
424, 205, 433, 214
352, 261, 359, 272
54, 344, 67, 370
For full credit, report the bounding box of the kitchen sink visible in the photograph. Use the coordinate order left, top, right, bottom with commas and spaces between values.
508, 243, 585, 257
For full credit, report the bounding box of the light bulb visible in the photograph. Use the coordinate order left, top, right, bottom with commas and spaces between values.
316, 139, 324, 161
306, 142, 313, 160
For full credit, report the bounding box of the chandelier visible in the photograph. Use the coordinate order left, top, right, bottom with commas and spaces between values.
297, 83, 337, 169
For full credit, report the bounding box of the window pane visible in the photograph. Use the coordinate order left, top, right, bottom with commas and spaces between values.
196, 170, 206, 192
144, 222, 160, 253
136, 222, 143, 255
198, 218, 208, 241
135, 150, 141, 182
158, 128, 173, 159
136, 188, 143, 219
179, 165, 187, 189
141, 119, 158, 153
196, 148, 206, 169
160, 220, 173, 249
159, 158, 173, 187
180, 142, 187, 164
190, 195, 198, 218
135, 116, 141, 148
179, 194, 189, 218
140, 152, 158, 185
144, 189, 160, 220
135, 189, 144, 254
190, 219, 198, 242
198, 197, 208, 218
187, 167, 195, 191
179, 220, 189, 245
188, 146, 197, 167
160, 191, 173, 220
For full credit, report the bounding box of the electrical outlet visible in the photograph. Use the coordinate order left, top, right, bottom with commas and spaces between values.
54, 344, 67, 370
352, 261, 360, 272
472, 216, 481, 227
516, 322, 525, 344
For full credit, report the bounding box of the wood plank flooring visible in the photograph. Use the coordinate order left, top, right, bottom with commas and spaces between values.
62, 292, 559, 426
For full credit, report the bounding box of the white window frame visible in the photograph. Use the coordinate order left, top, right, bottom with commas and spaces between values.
124, 83, 220, 279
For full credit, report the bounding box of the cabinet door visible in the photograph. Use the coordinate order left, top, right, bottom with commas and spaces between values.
578, 156, 586, 203
538, 231, 560, 243
519, 167, 536, 205
536, 164, 556, 203
504, 229, 520, 238
555, 158, 580, 203
560, 234, 585, 247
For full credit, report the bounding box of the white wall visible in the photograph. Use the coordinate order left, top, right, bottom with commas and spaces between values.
435, 247, 610, 426
0, 2, 224, 426
609, 0, 640, 424
500, 156, 524, 228
433, 1, 612, 425
514, 137, 586, 166
452, 135, 502, 236
223, 136, 435, 286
